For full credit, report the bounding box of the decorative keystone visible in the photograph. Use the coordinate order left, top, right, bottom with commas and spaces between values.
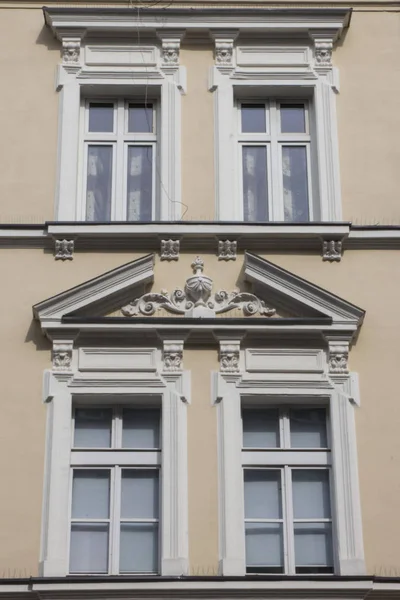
161, 239, 180, 261
218, 240, 237, 261
219, 340, 240, 373
322, 240, 342, 262
55, 239, 74, 261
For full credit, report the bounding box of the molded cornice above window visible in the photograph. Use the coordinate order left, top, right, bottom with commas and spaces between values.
43, 7, 351, 39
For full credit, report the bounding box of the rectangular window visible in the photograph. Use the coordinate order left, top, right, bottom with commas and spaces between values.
83, 100, 157, 222
242, 406, 333, 574
69, 407, 161, 574
239, 101, 312, 223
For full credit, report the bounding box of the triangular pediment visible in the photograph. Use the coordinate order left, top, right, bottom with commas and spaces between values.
33, 252, 364, 339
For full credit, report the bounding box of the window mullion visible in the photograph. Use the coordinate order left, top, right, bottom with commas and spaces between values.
110, 466, 121, 575
269, 101, 283, 221
114, 101, 125, 220
285, 466, 296, 574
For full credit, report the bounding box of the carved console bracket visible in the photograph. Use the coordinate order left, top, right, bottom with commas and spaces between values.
322, 239, 342, 262
328, 340, 349, 375
210, 30, 239, 73
61, 36, 83, 72
161, 239, 180, 261
157, 30, 185, 68
219, 339, 241, 373
310, 31, 334, 73
55, 239, 74, 261
52, 340, 73, 373
121, 256, 276, 318
218, 240, 237, 261
162, 339, 184, 373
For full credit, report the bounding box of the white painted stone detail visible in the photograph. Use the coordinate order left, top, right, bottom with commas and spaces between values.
218, 240, 237, 261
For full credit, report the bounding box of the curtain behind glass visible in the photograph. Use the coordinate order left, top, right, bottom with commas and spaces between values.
127, 146, 153, 221
86, 146, 113, 221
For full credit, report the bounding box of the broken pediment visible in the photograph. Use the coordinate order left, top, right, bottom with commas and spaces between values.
33, 252, 365, 341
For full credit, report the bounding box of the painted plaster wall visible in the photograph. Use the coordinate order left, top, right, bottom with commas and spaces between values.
0, 8, 400, 222
0, 249, 399, 574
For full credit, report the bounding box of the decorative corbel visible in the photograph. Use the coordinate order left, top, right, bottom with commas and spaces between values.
322, 239, 342, 262
52, 340, 74, 373
218, 240, 237, 261
219, 339, 241, 374
310, 32, 334, 73
328, 340, 349, 375
157, 30, 185, 68
55, 239, 74, 261
210, 30, 239, 73
162, 339, 184, 373
161, 239, 180, 261
61, 35, 84, 72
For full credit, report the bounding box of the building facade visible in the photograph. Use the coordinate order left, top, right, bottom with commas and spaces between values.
0, 1, 399, 599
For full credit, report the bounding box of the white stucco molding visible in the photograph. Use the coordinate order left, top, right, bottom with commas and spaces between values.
40, 349, 190, 577
213, 348, 366, 577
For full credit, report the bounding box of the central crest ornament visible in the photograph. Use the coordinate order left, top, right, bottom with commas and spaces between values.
121, 257, 276, 319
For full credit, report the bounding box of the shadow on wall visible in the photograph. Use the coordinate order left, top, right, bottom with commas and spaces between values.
35, 24, 60, 51
25, 319, 51, 352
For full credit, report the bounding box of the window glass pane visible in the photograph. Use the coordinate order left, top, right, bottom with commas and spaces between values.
88, 103, 114, 133
72, 470, 110, 519
74, 408, 112, 448
244, 470, 282, 519
294, 522, 333, 568
121, 470, 159, 519
241, 104, 266, 133
119, 523, 158, 573
292, 470, 331, 519
280, 104, 306, 133
86, 145, 113, 221
290, 408, 327, 448
70, 523, 109, 573
122, 409, 160, 448
242, 146, 268, 222
242, 409, 279, 448
128, 104, 153, 133
245, 523, 283, 569
127, 146, 153, 221
282, 145, 309, 222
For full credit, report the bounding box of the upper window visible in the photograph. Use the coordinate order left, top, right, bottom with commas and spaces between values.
81, 100, 157, 222
239, 101, 313, 223
242, 406, 334, 574
70, 406, 161, 574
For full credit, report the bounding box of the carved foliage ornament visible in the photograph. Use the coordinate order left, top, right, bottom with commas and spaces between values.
314, 40, 333, 68
121, 257, 276, 318
220, 342, 240, 373
161, 239, 180, 261
163, 342, 183, 372
62, 40, 81, 65
322, 240, 342, 262
162, 42, 180, 65
55, 239, 74, 261
52, 343, 73, 372
215, 42, 233, 66
218, 240, 237, 261
329, 342, 349, 374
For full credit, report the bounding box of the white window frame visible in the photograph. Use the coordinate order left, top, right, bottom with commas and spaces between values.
211, 43, 342, 222
55, 43, 184, 221
69, 405, 162, 575
40, 348, 189, 577
237, 100, 314, 222
242, 404, 335, 575
214, 350, 365, 577
78, 99, 158, 222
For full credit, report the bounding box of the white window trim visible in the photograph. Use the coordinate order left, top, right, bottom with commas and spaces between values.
55, 36, 185, 221
210, 38, 342, 222
213, 346, 365, 577
40, 346, 190, 577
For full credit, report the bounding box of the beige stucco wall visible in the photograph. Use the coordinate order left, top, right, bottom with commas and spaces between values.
1, 7, 400, 222
0, 249, 399, 574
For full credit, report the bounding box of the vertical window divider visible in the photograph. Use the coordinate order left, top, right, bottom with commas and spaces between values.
285, 466, 295, 574
110, 465, 121, 575
114, 100, 125, 220
269, 101, 282, 221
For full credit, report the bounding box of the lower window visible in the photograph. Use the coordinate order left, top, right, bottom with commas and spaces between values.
69, 406, 161, 574
242, 406, 334, 574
